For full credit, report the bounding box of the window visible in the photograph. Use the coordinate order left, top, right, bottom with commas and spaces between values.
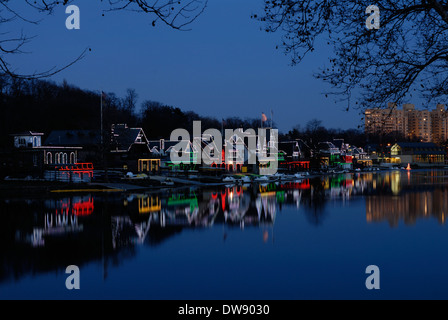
70, 152, 76, 164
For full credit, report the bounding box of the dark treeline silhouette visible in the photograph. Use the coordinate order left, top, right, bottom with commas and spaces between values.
0, 77, 269, 148
282, 119, 368, 148
0, 77, 370, 149
140, 100, 267, 140
0, 76, 138, 148
141, 100, 218, 139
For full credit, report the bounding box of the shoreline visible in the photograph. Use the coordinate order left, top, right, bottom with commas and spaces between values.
1, 166, 447, 197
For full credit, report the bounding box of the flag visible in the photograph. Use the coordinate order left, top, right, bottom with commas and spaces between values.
101, 91, 107, 100
261, 112, 268, 122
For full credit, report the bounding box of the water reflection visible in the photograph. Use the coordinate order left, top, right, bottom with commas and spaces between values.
111, 186, 278, 249
366, 190, 448, 227
2, 169, 448, 287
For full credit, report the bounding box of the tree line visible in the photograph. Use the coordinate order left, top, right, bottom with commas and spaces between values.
0, 76, 372, 150
3, 1, 448, 116
0, 76, 270, 148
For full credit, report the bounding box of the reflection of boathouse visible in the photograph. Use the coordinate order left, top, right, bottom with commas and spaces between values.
138, 195, 161, 214
121, 186, 278, 235
29, 195, 94, 247
366, 189, 448, 226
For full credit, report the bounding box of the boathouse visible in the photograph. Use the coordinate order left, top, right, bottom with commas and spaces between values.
390, 142, 445, 166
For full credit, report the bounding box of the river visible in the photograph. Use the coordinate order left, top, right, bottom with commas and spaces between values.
1, 169, 448, 299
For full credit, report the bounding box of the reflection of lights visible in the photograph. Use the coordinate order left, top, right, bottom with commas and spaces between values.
73, 197, 94, 216
366, 186, 448, 227
50, 196, 94, 216
279, 181, 310, 190
260, 191, 276, 197
221, 192, 226, 211
236, 186, 242, 196
139, 196, 161, 214
391, 172, 401, 195
263, 230, 269, 243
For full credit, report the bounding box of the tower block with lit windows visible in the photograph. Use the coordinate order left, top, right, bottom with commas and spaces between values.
365, 103, 448, 144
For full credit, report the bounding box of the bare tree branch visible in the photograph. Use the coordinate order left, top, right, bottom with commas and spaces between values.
258, 0, 448, 110
0, 0, 207, 79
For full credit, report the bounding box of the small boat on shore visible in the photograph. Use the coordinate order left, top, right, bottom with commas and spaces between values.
294, 173, 305, 179
254, 175, 269, 182
222, 176, 236, 183
161, 178, 174, 186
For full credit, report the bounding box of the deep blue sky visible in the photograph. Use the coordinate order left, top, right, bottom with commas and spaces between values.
7, 0, 364, 133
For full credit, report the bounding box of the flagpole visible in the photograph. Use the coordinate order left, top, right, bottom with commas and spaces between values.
270, 109, 273, 129
100, 91, 103, 146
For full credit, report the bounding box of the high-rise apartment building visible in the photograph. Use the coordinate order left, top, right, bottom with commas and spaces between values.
364, 103, 408, 137
365, 103, 447, 144
431, 104, 448, 144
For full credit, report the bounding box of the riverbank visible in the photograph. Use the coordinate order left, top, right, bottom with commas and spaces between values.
1, 166, 447, 197
0, 180, 124, 197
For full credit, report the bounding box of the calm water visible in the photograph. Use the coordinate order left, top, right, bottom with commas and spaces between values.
1, 169, 448, 299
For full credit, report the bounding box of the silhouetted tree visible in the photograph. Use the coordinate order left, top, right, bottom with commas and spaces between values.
257, 1, 448, 110
122, 89, 139, 114
140, 101, 190, 139
0, 1, 207, 79
286, 119, 368, 147
0, 76, 136, 147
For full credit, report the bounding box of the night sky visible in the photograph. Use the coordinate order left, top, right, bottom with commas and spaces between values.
6, 0, 365, 133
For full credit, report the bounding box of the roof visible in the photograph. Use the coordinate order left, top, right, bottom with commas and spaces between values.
45, 130, 101, 146
317, 141, 339, 149
332, 139, 344, 149
148, 141, 161, 149
45, 126, 150, 152
296, 139, 311, 151
395, 142, 440, 148
10, 131, 44, 136
352, 147, 366, 154
394, 142, 445, 155
278, 141, 299, 155
112, 127, 149, 152
412, 150, 446, 155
